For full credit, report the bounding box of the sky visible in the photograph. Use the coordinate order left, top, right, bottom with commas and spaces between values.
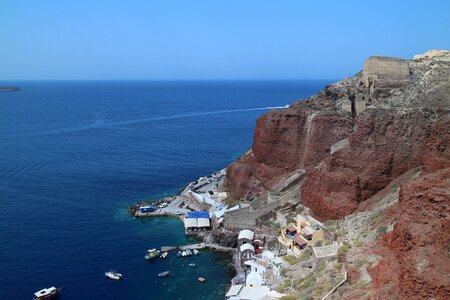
1, 0, 449, 80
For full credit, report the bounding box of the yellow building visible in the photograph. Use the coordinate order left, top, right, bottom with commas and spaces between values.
277, 215, 325, 255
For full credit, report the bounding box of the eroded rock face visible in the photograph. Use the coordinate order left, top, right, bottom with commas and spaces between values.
225, 108, 353, 199
422, 117, 450, 172
301, 108, 436, 219
371, 168, 450, 300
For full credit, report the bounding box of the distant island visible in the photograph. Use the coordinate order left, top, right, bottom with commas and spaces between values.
0, 86, 21, 92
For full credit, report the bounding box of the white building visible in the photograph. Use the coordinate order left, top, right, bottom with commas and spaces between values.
225, 284, 284, 300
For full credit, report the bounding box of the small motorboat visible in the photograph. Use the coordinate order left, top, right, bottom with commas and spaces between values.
193, 249, 199, 255
176, 251, 182, 257
181, 251, 187, 257
33, 286, 61, 300
105, 270, 122, 280
188, 263, 196, 267
158, 271, 170, 277
186, 250, 192, 256
160, 252, 168, 259
198, 277, 206, 283
145, 249, 160, 260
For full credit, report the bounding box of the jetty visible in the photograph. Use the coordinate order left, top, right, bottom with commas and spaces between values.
160, 242, 235, 253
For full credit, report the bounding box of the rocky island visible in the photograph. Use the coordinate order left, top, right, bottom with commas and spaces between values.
131, 50, 449, 300
0, 86, 20, 92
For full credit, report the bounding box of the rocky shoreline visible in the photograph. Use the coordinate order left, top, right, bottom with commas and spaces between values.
128, 50, 449, 299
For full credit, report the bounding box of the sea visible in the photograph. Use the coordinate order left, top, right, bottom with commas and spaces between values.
0, 80, 331, 300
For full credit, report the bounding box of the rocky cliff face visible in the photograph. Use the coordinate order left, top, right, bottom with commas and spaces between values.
225, 50, 449, 218
368, 117, 450, 299
224, 50, 450, 298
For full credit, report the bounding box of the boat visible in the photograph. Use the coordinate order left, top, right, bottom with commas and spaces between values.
189, 263, 196, 267
105, 270, 122, 280
160, 252, 168, 259
181, 251, 187, 257
176, 251, 182, 257
186, 250, 192, 256
198, 277, 206, 283
145, 249, 160, 260
193, 249, 199, 255
158, 271, 170, 277
33, 287, 61, 300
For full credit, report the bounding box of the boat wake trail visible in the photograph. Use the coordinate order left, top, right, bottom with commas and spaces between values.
22, 106, 287, 137
0, 106, 287, 182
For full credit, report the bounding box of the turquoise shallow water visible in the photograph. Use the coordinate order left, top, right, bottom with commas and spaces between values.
0, 80, 330, 299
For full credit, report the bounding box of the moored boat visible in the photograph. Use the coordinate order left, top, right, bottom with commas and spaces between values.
160, 252, 168, 259
105, 270, 122, 280
158, 271, 170, 277
33, 287, 61, 300
189, 263, 196, 267
186, 249, 192, 256
198, 277, 206, 283
193, 249, 199, 255
181, 251, 187, 257
176, 251, 182, 257
145, 248, 160, 260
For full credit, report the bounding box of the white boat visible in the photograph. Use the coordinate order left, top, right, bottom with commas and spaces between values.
145, 249, 160, 260
186, 250, 192, 256
193, 249, 199, 255
181, 251, 187, 257
105, 270, 122, 280
158, 271, 170, 277
189, 263, 196, 267
160, 252, 168, 259
33, 287, 61, 300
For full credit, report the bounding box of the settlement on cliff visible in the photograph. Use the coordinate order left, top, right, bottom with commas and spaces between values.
223, 50, 450, 299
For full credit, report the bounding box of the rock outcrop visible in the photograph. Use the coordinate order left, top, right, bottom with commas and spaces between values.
225, 50, 450, 220
225, 50, 449, 297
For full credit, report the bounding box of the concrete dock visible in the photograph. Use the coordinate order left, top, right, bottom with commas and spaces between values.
160, 242, 235, 253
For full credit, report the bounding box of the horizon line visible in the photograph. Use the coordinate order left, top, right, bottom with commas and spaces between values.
0, 78, 340, 82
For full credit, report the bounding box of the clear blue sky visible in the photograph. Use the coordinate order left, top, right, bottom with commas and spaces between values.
1, 0, 449, 80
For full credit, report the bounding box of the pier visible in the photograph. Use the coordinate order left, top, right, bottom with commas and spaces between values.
160, 242, 235, 253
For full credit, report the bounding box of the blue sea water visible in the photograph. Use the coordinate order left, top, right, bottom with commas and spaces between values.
0, 80, 330, 300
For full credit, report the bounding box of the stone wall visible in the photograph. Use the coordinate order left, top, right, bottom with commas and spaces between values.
249, 188, 298, 218
224, 206, 257, 231
362, 56, 410, 86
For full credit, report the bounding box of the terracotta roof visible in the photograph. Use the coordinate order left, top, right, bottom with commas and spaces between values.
294, 233, 308, 246
286, 224, 297, 232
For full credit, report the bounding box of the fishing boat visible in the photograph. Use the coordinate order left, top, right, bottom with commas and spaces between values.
145, 249, 160, 260
160, 252, 168, 259
33, 287, 61, 300
189, 263, 196, 267
181, 251, 187, 257
193, 249, 199, 255
176, 251, 182, 257
198, 277, 206, 283
105, 270, 122, 280
186, 249, 192, 256
158, 271, 170, 277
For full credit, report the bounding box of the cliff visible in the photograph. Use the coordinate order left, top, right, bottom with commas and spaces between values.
225, 50, 449, 218
224, 50, 450, 299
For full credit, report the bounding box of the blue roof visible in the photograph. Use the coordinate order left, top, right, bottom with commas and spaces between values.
187, 211, 210, 219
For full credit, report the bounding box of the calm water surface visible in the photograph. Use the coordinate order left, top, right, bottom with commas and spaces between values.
0, 80, 330, 299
